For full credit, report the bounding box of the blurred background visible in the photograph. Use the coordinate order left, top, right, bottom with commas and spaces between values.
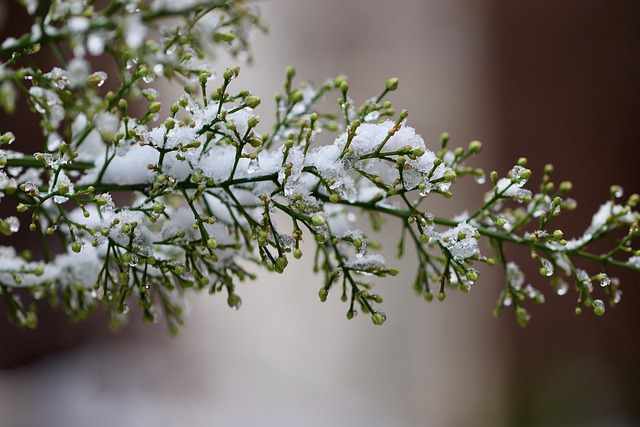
1, 0, 639, 426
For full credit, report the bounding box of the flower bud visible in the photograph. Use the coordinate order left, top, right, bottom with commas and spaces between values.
148, 102, 162, 114
468, 140, 482, 153
207, 238, 218, 250
311, 214, 325, 227
385, 77, 399, 91
245, 96, 261, 108
371, 311, 386, 325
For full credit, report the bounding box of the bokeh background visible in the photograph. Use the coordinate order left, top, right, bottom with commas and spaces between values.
1, 1, 639, 426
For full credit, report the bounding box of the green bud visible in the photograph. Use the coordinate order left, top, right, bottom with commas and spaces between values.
207, 238, 218, 250
442, 169, 456, 183
293, 248, 302, 259
311, 214, 325, 227
437, 291, 446, 302
152, 202, 165, 214
192, 171, 203, 183
71, 242, 82, 253
286, 66, 296, 80
371, 311, 386, 326
247, 116, 259, 128
466, 270, 479, 283
24, 312, 37, 329
1, 132, 16, 145
57, 182, 70, 195
412, 147, 425, 158
0, 221, 11, 235
559, 181, 573, 193
227, 293, 242, 309
148, 102, 162, 114
516, 306, 529, 327
592, 299, 605, 316
16, 203, 27, 213
385, 77, 399, 91
245, 96, 261, 108
291, 90, 303, 103
519, 168, 532, 181
318, 288, 328, 302
468, 140, 482, 153
339, 80, 349, 94
248, 137, 262, 148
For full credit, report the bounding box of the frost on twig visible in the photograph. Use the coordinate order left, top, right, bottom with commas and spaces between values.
0, 0, 639, 331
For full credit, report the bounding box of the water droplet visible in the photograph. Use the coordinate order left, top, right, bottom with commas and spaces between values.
142, 74, 155, 84
355, 241, 368, 258
247, 157, 260, 174
1, 132, 15, 144
419, 182, 432, 197
121, 302, 130, 314
364, 111, 380, 122
556, 280, 569, 296
93, 71, 107, 87
237, 51, 250, 62
474, 173, 486, 185
503, 294, 513, 307
541, 258, 554, 276
592, 299, 605, 315
599, 273, 611, 287
510, 165, 528, 186
611, 185, 624, 198
165, 44, 177, 55
5, 216, 19, 232
613, 289, 622, 304
576, 269, 589, 282
128, 253, 138, 267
